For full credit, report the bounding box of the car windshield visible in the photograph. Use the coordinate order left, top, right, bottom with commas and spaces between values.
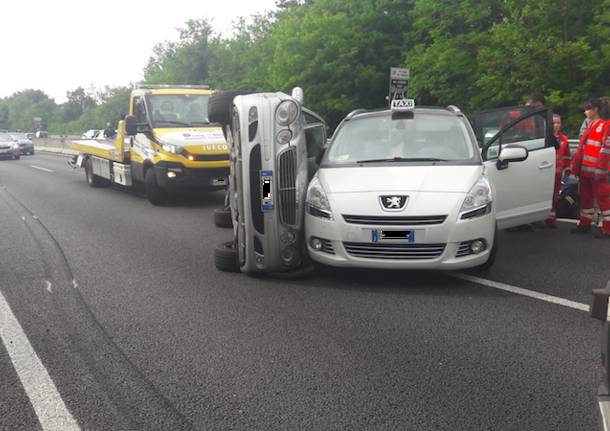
327, 112, 476, 164
147, 94, 210, 128
10, 133, 27, 140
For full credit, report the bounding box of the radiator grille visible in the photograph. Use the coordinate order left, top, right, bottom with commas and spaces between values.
278, 147, 297, 226
343, 242, 445, 260
342, 215, 447, 226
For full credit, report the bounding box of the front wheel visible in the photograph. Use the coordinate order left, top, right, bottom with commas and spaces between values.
13, 154, 20, 160
144, 168, 167, 205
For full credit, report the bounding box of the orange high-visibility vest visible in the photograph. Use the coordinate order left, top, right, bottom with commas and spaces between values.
581, 119, 605, 175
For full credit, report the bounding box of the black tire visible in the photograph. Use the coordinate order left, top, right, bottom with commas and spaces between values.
474, 228, 498, 272
214, 241, 240, 272
13, 155, 20, 160
30, 149, 35, 155
85, 157, 109, 187
208, 90, 251, 129
144, 168, 167, 205
214, 208, 233, 228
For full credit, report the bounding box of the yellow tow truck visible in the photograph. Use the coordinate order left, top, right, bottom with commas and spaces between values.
70, 85, 229, 204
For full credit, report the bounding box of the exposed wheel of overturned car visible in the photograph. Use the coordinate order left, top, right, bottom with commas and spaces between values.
208, 90, 252, 130
214, 241, 240, 272
213, 208, 233, 228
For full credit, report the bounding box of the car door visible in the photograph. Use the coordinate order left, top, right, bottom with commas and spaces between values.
474, 106, 556, 229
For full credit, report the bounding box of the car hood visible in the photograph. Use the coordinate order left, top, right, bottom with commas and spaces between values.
318, 165, 484, 194
16, 139, 32, 144
153, 127, 227, 154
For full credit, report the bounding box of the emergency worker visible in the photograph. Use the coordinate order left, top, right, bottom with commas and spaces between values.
545, 114, 571, 228
570, 97, 610, 238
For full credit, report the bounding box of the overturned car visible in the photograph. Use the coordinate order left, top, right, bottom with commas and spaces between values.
209, 88, 327, 275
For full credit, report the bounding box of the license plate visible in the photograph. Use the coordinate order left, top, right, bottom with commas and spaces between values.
211, 177, 226, 186
260, 170, 273, 211
372, 230, 415, 243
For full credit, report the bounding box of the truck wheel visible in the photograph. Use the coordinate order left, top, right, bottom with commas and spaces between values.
208, 90, 251, 130
214, 241, 240, 272
214, 208, 233, 228
144, 168, 167, 205
85, 157, 109, 187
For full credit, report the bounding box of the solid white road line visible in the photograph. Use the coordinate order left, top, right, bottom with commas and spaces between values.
557, 218, 578, 224
451, 273, 590, 313
30, 165, 54, 173
0, 290, 80, 431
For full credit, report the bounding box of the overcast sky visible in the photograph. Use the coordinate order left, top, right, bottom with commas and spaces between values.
1, 0, 277, 103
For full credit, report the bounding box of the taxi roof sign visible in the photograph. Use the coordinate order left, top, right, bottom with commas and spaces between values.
391, 98, 415, 112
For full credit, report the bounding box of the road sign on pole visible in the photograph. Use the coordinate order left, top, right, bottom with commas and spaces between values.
388, 67, 410, 107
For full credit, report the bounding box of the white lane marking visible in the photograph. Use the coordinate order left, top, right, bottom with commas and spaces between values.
45, 281, 53, 294
557, 218, 578, 224
451, 273, 590, 312
72, 280, 78, 290
30, 165, 54, 173
0, 290, 80, 430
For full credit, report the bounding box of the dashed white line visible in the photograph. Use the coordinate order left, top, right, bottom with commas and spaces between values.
30, 165, 54, 173
45, 280, 53, 294
0, 290, 80, 430
451, 272, 590, 312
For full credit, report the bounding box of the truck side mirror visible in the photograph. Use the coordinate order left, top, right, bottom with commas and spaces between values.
125, 115, 137, 136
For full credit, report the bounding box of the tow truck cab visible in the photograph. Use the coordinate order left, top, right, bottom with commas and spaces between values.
71, 85, 230, 204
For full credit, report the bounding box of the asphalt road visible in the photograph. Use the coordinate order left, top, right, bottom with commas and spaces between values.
1, 153, 609, 430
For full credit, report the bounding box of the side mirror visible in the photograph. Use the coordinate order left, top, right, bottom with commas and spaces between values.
592, 282, 610, 321
496, 145, 528, 170
125, 115, 137, 136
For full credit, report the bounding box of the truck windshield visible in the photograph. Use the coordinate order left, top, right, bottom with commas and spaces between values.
147, 94, 210, 128
327, 112, 477, 165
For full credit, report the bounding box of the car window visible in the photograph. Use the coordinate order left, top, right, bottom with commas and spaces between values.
327, 112, 476, 164
133, 97, 148, 124
484, 110, 548, 160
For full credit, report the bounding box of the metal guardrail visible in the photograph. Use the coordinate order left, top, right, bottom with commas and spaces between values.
33, 136, 78, 155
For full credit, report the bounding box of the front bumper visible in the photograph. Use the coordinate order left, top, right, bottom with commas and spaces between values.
305, 210, 495, 270
153, 161, 228, 190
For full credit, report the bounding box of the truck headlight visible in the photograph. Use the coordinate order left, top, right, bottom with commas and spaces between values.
161, 143, 184, 155
306, 176, 333, 219
276, 100, 299, 126
459, 176, 492, 220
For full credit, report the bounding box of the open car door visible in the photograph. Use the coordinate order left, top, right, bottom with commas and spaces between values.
473, 106, 556, 229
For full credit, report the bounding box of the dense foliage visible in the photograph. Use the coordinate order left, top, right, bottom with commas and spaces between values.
2, 0, 609, 134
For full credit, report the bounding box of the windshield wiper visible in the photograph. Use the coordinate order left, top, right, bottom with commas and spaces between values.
154, 120, 192, 127
356, 157, 448, 163
187, 121, 211, 126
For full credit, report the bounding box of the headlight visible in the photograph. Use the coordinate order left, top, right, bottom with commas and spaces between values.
306, 175, 333, 219
161, 143, 183, 155
276, 129, 292, 145
459, 176, 492, 219
11, 143, 19, 149
276, 100, 299, 126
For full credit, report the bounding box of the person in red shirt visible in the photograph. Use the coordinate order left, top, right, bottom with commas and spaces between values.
545, 114, 571, 228
571, 98, 610, 238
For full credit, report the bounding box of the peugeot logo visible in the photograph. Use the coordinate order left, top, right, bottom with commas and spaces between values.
380, 195, 408, 211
